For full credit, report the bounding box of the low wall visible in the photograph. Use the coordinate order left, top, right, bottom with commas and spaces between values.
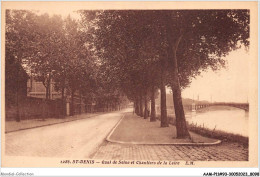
5, 96, 64, 121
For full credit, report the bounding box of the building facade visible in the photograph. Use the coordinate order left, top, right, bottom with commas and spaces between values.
27, 78, 86, 116
27, 78, 61, 99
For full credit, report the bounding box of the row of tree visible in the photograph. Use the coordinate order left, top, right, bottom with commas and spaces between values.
5, 10, 128, 121
79, 10, 249, 138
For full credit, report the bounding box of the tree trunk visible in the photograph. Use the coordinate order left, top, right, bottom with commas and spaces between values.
45, 83, 49, 100
70, 90, 75, 116
79, 91, 82, 114
172, 84, 190, 138
134, 99, 138, 115
133, 101, 136, 114
160, 75, 168, 127
150, 86, 156, 122
171, 61, 190, 138
45, 76, 51, 100
48, 79, 51, 99
15, 63, 20, 122
136, 98, 140, 115
42, 99, 47, 121
165, 13, 190, 138
16, 92, 20, 122
61, 86, 65, 118
144, 92, 148, 119
139, 94, 144, 117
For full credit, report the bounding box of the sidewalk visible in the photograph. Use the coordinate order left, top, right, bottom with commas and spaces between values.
93, 113, 248, 161
107, 113, 220, 145
5, 112, 103, 133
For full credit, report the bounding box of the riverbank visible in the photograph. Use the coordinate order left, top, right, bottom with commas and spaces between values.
187, 122, 248, 145
157, 115, 248, 146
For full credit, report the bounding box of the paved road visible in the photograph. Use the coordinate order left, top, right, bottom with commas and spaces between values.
5, 110, 128, 158
5, 108, 248, 161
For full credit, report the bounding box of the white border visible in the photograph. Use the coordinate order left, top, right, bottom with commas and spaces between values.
0, 0, 259, 176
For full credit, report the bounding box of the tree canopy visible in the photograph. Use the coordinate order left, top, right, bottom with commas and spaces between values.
80, 10, 249, 137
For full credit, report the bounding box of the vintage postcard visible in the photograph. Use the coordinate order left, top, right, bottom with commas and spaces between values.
1, 1, 258, 169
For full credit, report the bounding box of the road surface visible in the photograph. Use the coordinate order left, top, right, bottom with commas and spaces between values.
93, 141, 248, 161
5, 109, 129, 158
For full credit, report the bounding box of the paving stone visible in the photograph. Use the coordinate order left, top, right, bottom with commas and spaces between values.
93, 142, 248, 161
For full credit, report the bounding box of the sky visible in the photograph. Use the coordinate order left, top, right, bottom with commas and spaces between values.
32, 6, 81, 19
181, 49, 249, 103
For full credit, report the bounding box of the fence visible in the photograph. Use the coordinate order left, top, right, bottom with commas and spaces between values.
5, 94, 129, 121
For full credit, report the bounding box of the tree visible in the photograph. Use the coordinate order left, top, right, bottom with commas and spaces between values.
6, 10, 39, 121
80, 11, 170, 126
162, 10, 249, 138
30, 13, 65, 100
6, 10, 98, 118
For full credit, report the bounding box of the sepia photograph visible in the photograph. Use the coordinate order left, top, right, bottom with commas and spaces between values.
1, 1, 258, 171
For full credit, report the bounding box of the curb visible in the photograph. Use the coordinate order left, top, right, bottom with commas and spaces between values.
106, 114, 125, 142
89, 114, 126, 158
107, 138, 222, 146
5, 113, 105, 134
106, 114, 222, 146
89, 114, 126, 159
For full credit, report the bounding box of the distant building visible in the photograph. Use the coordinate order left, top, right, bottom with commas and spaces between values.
27, 78, 86, 116
27, 78, 61, 100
